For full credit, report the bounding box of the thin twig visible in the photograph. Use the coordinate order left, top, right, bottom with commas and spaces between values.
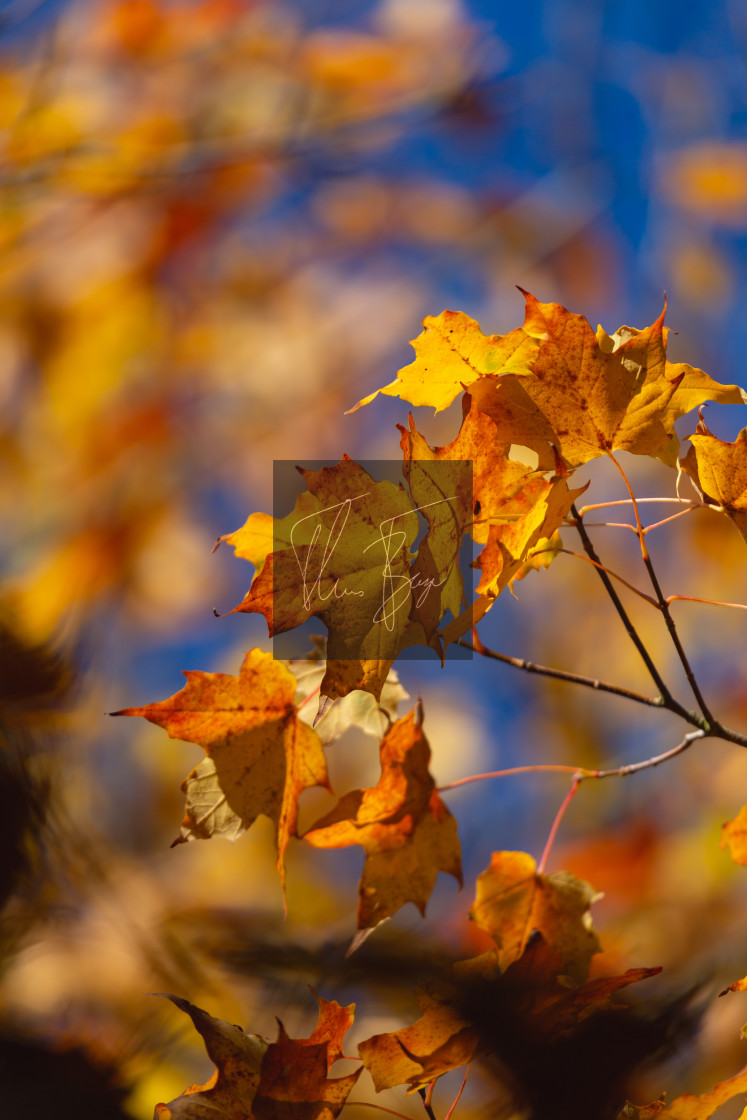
642, 507, 698, 534
437, 764, 586, 794
297, 683, 322, 712
569, 510, 697, 534
606, 454, 714, 725
572, 503, 692, 718
456, 638, 665, 711
604, 452, 648, 561
444, 1065, 472, 1120
578, 498, 700, 516
576, 521, 639, 533
460, 633, 747, 751
418, 1087, 438, 1120
588, 729, 705, 779
712, 722, 747, 748
538, 778, 581, 873
438, 731, 706, 796
667, 594, 747, 612
532, 546, 660, 606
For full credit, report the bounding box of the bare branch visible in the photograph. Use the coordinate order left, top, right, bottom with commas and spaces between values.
457, 638, 665, 710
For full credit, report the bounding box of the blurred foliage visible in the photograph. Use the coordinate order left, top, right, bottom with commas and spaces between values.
1, 0, 747, 1117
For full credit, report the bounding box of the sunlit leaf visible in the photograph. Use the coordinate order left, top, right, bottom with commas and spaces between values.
348, 309, 538, 413
470, 851, 602, 985
681, 418, 747, 543
304, 707, 462, 932
113, 649, 330, 895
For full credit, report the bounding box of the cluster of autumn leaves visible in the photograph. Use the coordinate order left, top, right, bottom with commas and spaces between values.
118, 292, 747, 1117
216, 290, 747, 707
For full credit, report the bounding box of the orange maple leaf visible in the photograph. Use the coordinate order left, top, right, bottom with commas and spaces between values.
720, 803, 747, 866
358, 934, 660, 1097
470, 851, 602, 985
358, 989, 477, 1092
399, 397, 550, 547
253, 995, 361, 1119
399, 398, 586, 628
512, 291, 746, 470
112, 649, 330, 898
622, 1061, 747, 1118
303, 706, 462, 933
155, 992, 361, 1120
681, 417, 747, 542
438, 473, 586, 650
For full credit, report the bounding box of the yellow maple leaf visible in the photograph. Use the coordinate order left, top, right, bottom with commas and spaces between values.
347, 309, 538, 413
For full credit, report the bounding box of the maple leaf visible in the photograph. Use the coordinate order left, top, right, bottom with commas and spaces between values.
720, 804, 747, 865
153, 995, 269, 1119
501, 291, 746, 470
214, 491, 323, 578
510, 529, 563, 584
252, 997, 361, 1120
112, 649, 330, 896
347, 308, 538, 413
681, 417, 747, 542
509, 948, 661, 1036
456, 933, 660, 1039
472, 475, 586, 598
358, 989, 477, 1093
359, 934, 660, 1099
397, 425, 473, 643
437, 474, 586, 649
399, 399, 585, 646
303, 707, 462, 933
470, 851, 602, 985
399, 397, 549, 547
219, 458, 424, 703
155, 992, 361, 1120
620, 1062, 747, 1118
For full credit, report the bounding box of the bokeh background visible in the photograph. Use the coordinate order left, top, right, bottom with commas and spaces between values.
2, 0, 747, 1116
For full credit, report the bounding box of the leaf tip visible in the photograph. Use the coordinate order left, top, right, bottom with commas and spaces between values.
346, 925, 378, 957
314, 694, 335, 726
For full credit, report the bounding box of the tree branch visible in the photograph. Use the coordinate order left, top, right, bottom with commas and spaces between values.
571, 503, 703, 728
437, 731, 708, 796
587, 729, 705, 778
606, 453, 714, 725
456, 638, 665, 711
